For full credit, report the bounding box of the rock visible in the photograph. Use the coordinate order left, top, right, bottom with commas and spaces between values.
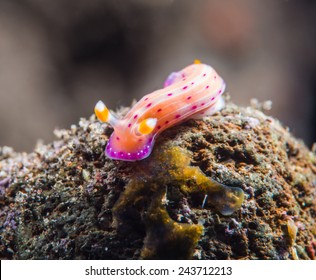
0, 102, 315, 259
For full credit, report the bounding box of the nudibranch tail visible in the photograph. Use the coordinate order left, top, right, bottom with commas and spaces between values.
94, 100, 118, 127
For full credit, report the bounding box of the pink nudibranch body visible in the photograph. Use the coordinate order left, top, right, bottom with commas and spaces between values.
95, 62, 226, 161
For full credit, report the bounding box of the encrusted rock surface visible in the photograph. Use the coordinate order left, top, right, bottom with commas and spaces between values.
0, 102, 315, 259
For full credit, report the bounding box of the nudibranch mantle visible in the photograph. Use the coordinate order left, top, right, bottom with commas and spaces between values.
95, 62, 226, 161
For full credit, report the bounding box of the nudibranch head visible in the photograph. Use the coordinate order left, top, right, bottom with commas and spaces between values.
105, 120, 158, 161
95, 61, 226, 161
95, 100, 158, 161
106, 132, 155, 161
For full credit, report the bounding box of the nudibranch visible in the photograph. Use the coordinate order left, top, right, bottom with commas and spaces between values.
95, 60, 226, 161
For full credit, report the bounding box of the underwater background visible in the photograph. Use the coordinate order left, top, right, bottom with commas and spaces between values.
0, 0, 315, 151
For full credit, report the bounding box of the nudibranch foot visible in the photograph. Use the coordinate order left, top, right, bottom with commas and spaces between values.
95, 61, 227, 161
105, 137, 154, 161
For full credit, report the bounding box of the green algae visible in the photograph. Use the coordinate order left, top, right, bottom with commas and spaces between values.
113, 146, 244, 259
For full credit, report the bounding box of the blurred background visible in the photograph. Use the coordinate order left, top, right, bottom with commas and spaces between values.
0, 0, 315, 151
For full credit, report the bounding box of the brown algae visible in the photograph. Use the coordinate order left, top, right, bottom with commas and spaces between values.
159, 146, 244, 216
113, 146, 244, 259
